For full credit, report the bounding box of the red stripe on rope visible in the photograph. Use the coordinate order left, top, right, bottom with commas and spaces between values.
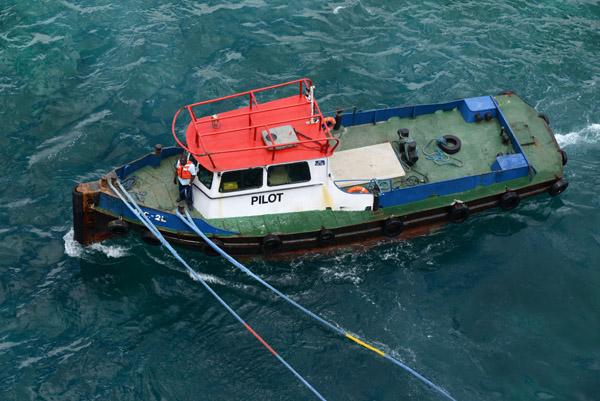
244, 323, 278, 356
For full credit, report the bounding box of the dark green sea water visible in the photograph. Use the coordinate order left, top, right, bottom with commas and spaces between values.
2, 1, 600, 400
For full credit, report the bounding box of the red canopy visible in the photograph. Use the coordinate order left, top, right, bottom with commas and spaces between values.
172, 79, 339, 172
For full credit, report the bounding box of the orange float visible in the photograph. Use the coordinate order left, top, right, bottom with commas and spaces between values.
347, 186, 369, 194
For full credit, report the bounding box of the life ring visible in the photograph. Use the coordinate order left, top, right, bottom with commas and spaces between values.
202, 238, 224, 257
322, 117, 336, 129
318, 229, 335, 244
108, 219, 130, 235
261, 235, 282, 254
348, 186, 369, 194
141, 229, 161, 245
438, 135, 462, 154
383, 217, 404, 237
449, 203, 470, 224
548, 178, 568, 197
499, 191, 520, 211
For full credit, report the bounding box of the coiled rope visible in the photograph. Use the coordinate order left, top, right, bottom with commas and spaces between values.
120, 175, 148, 202
108, 179, 326, 401
176, 209, 456, 401
422, 137, 464, 167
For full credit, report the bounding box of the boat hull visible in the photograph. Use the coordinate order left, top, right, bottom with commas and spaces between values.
72, 88, 568, 256
73, 175, 561, 256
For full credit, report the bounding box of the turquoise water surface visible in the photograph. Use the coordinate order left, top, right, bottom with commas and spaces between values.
1, 1, 600, 400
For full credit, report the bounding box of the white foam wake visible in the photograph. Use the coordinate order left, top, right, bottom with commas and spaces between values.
63, 228, 129, 259
556, 123, 600, 147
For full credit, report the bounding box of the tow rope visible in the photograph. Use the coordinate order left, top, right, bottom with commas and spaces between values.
176, 210, 456, 401
108, 179, 326, 401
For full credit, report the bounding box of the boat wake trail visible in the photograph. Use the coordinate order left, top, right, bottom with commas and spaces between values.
63, 228, 129, 259
556, 123, 600, 147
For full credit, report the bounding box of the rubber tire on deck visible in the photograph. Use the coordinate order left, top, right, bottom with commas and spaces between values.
108, 219, 130, 235
383, 217, 404, 237
449, 203, 470, 224
202, 239, 224, 257
261, 235, 282, 254
141, 229, 161, 246
499, 191, 521, 211
549, 178, 568, 197
318, 229, 335, 245
438, 135, 462, 155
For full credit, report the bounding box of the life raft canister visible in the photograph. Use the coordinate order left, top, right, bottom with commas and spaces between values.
177, 161, 193, 179
348, 186, 369, 194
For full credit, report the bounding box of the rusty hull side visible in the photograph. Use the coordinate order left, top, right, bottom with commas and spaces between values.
72, 180, 113, 246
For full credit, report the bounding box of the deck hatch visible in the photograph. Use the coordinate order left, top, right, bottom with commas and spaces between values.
261, 125, 299, 150
329, 142, 405, 187
511, 122, 535, 146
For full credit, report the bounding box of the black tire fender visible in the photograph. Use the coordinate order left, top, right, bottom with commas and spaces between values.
499, 191, 521, 211
318, 229, 335, 245
438, 135, 461, 154
560, 149, 568, 166
383, 217, 404, 237
539, 113, 550, 125
108, 219, 130, 235
141, 229, 161, 246
261, 235, 282, 254
449, 203, 470, 224
549, 178, 568, 197
202, 239, 224, 257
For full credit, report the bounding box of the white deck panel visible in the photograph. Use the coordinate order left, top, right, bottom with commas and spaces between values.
329, 142, 405, 184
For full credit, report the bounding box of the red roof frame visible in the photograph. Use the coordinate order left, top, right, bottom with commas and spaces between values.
171, 78, 339, 172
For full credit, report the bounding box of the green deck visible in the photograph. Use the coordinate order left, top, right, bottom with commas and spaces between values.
336, 107, 507, 184
126, 94, 562, 237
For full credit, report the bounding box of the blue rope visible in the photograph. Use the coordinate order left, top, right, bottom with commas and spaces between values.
176, 210, 456, 401
422, 139, 464, 167
108, 179, 326, 401
366, 179, 391, 192
120, 175, 148, 202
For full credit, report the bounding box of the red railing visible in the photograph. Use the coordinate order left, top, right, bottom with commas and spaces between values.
171, 79, 339, 169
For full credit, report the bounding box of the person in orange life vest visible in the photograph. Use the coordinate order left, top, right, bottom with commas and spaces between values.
173, 155, 197, 210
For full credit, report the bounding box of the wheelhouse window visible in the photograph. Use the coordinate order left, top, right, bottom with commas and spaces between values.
219, 167, 263, 192
196, 162, 214, 189
267, 162, 311, 186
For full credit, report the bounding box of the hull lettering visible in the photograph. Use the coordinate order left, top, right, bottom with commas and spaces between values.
251, 193, 283, 205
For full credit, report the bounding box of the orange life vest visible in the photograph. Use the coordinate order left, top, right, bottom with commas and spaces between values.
177, 161, 193, 179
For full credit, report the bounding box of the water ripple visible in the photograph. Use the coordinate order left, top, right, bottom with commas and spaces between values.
2, 1, 600, 400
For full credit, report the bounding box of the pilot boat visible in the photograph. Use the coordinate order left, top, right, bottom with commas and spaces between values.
72, 78, 568, 255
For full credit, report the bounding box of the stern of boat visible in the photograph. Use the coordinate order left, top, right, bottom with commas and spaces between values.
72, 178, 114, 246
